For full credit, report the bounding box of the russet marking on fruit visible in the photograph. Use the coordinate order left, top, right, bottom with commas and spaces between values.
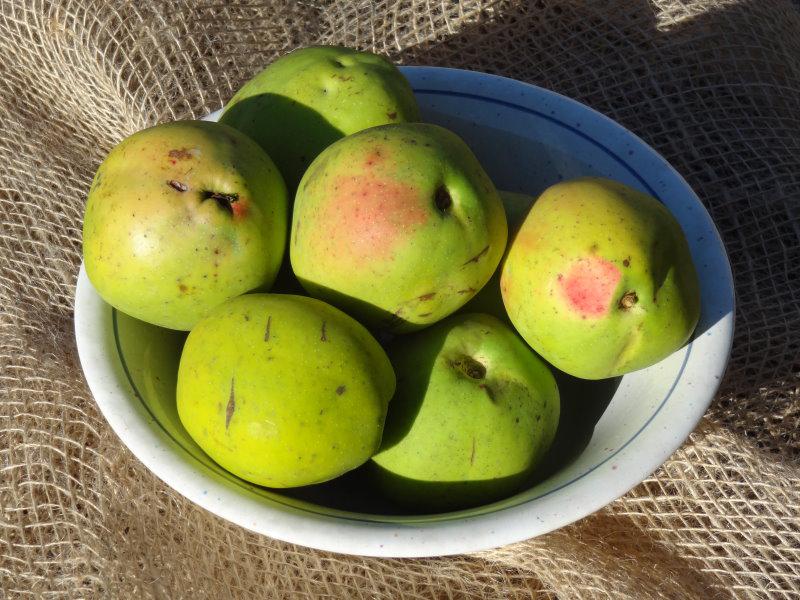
225, 378, 236, 429
264, 315, 272, 341
168, 148, 193, 160
463, 245, 490, 266
559, 256, 622, 318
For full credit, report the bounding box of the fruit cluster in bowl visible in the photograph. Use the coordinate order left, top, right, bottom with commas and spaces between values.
82, 46, 700, 513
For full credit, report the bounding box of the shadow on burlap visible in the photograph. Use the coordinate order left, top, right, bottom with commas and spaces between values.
1, 1, 798, 598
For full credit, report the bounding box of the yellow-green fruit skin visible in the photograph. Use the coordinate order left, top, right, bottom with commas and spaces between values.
220, 45, 420, 190
372, 313, 559, 511
291, 123, 508, 333
501, 177, 701, 380
176, 294, 396, 488
82, 120, 288, 330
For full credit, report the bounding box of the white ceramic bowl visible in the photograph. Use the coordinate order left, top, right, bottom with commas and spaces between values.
74, 66, 734, 557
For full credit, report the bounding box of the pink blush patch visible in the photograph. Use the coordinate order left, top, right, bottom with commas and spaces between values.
318, 175, 429, 263
559, 257, 621, 318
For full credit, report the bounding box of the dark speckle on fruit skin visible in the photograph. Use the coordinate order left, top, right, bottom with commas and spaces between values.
336, 385, 346, 395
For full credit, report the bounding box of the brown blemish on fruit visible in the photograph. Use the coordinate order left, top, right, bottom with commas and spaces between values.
387, 111, 397, 120
470, 437, 476, 465
167, 180, 188, 192
178, 283, 188, 293
618, 291, 638, 309
169, 148, 193, 160
225, 379, 235, 429
623, 258, 631, 267
463, 245, 490, 266
336, 385, 346, 395
418, 292, 436, 301
418, 312, 432, 317
457, 287, 476, 295
264, 315, 272, 341
320, 321, 328, 342
294, 220, 301, 246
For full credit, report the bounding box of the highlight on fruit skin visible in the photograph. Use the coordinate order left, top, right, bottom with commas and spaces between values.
220, 45, 421, 191
82, 120, 288, 331
371, 312, 560, 512
500, 177, 701, 380
176, 293, 396, 488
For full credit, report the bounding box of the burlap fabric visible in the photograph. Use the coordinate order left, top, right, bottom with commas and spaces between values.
1, 0, 798, 597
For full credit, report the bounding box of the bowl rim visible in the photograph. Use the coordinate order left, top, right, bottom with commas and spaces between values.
74, 65, 735, 557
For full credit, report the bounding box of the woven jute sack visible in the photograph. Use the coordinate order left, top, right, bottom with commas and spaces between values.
1, 0, 798, 598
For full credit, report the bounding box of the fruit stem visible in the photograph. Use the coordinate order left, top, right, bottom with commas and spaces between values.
618, 291, 639, 309
434, 186, 452, 212
201, 190, 239, 214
